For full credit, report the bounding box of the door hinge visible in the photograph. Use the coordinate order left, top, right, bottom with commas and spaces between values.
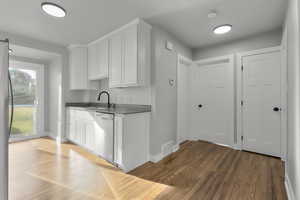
241, 65, 244, 71
241, 101, 244, 106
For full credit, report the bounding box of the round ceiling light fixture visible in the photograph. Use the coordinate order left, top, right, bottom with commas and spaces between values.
41, 2, 66, 18
213, 24, 232, 35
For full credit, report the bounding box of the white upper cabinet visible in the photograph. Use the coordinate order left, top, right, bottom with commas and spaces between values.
69, 46, 98, 90
69, 18, 151, 90
109, 19, 151, 88
88, 39, 109, 80
123, 25, 138, 85
109, 33, 123, 86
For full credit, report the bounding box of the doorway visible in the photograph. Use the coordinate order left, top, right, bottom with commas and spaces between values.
9, 61, 44, 142
239, 48, 284, 157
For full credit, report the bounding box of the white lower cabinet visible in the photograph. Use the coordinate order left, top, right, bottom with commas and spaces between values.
66, 108, 150, 172
114, 113, 150, 172
84, 121, 96, 151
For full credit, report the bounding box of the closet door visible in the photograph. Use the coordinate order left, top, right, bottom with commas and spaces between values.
242, 51, 281, 157
189, 60, 234, 146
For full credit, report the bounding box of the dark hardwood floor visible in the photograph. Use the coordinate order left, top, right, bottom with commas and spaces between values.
129, 140, 287, 200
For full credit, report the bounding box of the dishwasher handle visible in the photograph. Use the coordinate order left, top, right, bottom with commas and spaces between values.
95, 112, 114, 120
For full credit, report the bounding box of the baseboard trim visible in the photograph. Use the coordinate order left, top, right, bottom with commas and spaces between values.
232, 143, 242, 150
173, 143, 180, 152
285, 174, 296, 200
47, 133, 68, 143
150, 143, 180, 163
149, 152, 163, 163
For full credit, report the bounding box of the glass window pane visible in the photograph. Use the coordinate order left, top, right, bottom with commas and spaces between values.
9, 68, 37, 136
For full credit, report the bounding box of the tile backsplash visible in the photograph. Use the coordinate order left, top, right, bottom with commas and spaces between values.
88, 79, 152, 105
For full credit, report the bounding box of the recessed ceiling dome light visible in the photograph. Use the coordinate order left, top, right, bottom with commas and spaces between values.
41, 2, 66, 18
213, 24, 232, 34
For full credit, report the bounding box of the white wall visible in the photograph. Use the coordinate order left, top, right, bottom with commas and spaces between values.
47, 57, 62, 139
193, 29, 282, 60
284, 0, 300, 198
150, 25, 192, 157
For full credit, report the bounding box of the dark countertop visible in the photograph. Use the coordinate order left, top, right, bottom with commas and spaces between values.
65, 102, 151, 115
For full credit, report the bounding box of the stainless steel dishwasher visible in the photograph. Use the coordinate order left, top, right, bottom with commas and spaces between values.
94, 112, 114, 163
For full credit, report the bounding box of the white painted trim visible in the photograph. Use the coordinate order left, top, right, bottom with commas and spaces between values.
172, 143, 180, 153
285, 173, 296, 200
280, 32, 288, 161
177, 54, 193, 146
237, 46, 281, 57
150, 143, 180, 163
9, 132, 47, 143
88, 18, 152, 46
47, 132, 68, 143
194, 54, 234, 65
236, 46, 287, 160
150, 152, 163, 163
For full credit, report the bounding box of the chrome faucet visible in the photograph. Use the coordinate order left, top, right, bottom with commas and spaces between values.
97, 91, 111, 108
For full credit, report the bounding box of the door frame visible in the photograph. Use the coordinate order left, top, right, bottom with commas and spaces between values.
9, 60, 45, 142
192, 54, 235, 147
177, 54, 193, 146
236, 46, 287, 160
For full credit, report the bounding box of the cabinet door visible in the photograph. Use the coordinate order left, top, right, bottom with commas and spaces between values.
109, 33, 123, 87
85, 121, 96, 152
68, 122, 76, 142
123, 25, 138, 85
88, 43, 98, 80
80, 122, 87, 147
98, 39, 109, 78
69, 47, 89, 90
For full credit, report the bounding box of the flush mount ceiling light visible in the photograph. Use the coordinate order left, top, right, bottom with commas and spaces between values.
41, 2, 66, 18
213, 24, 232, 35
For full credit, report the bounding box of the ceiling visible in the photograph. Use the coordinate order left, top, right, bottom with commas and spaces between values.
0, 0, 287, 48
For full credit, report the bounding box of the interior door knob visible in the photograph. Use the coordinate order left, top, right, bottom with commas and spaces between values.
273, 107, 280, 112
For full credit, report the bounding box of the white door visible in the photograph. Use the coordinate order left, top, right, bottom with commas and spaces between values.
242, 51, 281, 157
189, 60, 234, 146
177, 58, 191, 144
